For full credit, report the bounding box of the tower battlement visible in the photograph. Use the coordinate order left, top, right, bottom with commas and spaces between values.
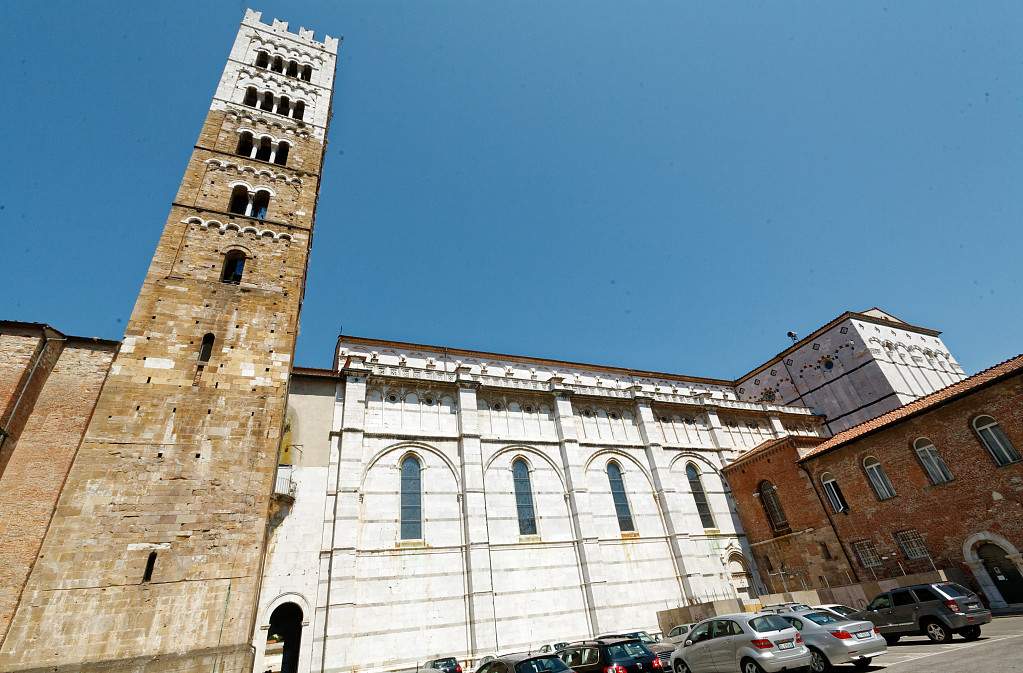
243, 8, 340, 53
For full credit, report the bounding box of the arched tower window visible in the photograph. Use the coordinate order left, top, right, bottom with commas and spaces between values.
293, 101, 305, 121
301, 64, 313, 81
260, 91, 275, 111
221, 250, 246, 284
286, 60, 298, 77
228, 185, 249, 215
863, 456, 896, 500
271, 55, 284, 73
606, 461, 635, 533
255, 136, 273, 162
254, 51, 269, 68
973, 415, 1020, 466
197, 333, 215, 365
758, 480, 789, 533
686, 463, 716, 529
274, 141, 290, 166
400, 455, 422, 540
236, 131, 254, 158
276, 95, 290, 117
243, 87, 258, 107
512, 458, 537, 536
914, 438, 953, 484
251, 190, 271, 220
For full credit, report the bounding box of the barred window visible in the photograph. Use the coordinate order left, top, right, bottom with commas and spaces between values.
852, 540, 882, 568
973, 415, 1020, 466
894, 529, 929, 560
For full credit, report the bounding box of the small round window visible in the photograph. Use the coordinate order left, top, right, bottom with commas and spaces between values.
424, 397, 434, 406
524, 405, 533, 413
823, 358, 834, 370
493, 403, 503, 411
610, 413, 619, 420
387, 394, 398, 403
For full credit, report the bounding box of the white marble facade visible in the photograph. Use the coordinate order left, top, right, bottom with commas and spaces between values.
254, 340, 825, 673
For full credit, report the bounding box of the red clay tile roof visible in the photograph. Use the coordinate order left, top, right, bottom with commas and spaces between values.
800, 352, 1023, 461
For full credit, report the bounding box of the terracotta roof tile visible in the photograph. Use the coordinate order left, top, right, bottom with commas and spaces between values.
801, 353, 1023, 460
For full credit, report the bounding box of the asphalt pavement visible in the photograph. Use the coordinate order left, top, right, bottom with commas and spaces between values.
829, 615, 1023, 672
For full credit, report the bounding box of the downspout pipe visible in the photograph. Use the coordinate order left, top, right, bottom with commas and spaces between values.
797, 462, 860, 584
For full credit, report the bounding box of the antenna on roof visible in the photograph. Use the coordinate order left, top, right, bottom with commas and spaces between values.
786, 331, 799, 343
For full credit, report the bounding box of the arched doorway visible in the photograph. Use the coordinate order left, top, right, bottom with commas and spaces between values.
266, 602, 303, 673
978, 543, 1023, 605
727, 554, 757, 600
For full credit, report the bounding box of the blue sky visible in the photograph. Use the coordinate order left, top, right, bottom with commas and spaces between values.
2, 1, 1021, 377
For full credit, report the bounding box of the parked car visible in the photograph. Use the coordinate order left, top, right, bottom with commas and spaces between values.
596, 631, 673, 666
536, 643, 570, 654
759, 602, 814, 615
779, 610, 886, 672
812, 604, 859, 620
477, 653, 572, 673
560, 637, 662, 673
670, 613, 810, 673
664, 623, 696, 644
855, 582, 992, 644
474, 656, 496, 672
424, 657, 463, 673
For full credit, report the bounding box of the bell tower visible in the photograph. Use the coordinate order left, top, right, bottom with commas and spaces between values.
0, 10, 338, 673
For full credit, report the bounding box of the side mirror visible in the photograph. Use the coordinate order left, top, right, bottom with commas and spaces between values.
683, 640, 693, 647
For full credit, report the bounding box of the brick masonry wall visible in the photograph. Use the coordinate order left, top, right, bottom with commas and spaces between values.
0, 329, 65, 476
723, 438, 856, 593
803, 373, 1023, 592
0, 341, 115, 642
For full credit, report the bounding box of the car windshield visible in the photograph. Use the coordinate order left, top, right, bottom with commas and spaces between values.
607, 642, 651, 660
628, 632, 657, 644
804, 612, 842, 625
749, 615, 791, 633
435, 659, 457, 668
516, 657, 570, 673
937, 583, 975, 598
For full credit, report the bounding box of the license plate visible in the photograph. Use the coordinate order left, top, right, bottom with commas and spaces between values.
777, 641, 794, 650
856, 631, 871, 639
967, 603, 980, 610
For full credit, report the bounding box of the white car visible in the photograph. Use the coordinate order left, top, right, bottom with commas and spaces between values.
664, 623, 696, 644
813, 604, 860, 620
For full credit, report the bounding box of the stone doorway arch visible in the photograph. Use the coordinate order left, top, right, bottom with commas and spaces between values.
266, 602, 304, 673
963, 531, 1023, 608
726, 553, 757, 600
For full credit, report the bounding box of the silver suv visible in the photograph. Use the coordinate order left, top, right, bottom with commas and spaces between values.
855, 582, 992, 644
670, 613, 810, 673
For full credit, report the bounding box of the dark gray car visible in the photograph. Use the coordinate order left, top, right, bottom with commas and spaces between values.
424, 657, 463, 673
478, 653, 573, 673
855, 582, 992, 644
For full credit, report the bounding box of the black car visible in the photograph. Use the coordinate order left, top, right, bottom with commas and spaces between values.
559, 637, 662, 673
424, 657, 463, 673
477, 653, 573, 673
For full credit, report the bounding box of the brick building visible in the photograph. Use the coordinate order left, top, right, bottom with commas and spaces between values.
725, 354, 1023, 610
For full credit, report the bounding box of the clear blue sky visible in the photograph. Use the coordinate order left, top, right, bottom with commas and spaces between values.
3, 1, 1021, 377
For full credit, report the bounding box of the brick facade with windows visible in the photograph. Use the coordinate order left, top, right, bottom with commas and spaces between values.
727, 354, 1023, 609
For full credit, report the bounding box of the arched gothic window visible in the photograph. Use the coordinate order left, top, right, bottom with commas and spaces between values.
236, 131, 254, 157
863, 456, 896, 500
255, 136, 273, 161
251, 190, 271, 220
260, 91, 275, 112
274, 141, 290, 166
820, 472, 848, 513
758, 480, 789, 533
606, 461, 635, 533
271, 55, 284, 73
293, 101, 305, 121
228, 185, 249, 215
243, 87, 258, 107
301, 64, 313, 81
276, 95, 291, 117
914, 438, 953, 484
221, 250, 246, 284
512, 458, 537, 536
973, 415, 1020, 466
286, 60, 298, 77
686, 463, 716, 529
254, 51, 269, 68
400, 455, 422, 540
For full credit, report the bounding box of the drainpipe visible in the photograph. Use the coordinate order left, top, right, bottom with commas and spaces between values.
796, 463, 861, 584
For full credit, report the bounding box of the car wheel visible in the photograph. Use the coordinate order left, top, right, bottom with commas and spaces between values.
883, 635, 901, 646
853, 658, 872, 670
672, 660, 689, 673
809, 647, 832, 673
924, 620, 952, 643
960, 625, 981, 641
740, 658, 765, 673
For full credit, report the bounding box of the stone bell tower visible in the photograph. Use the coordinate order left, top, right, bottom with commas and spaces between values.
0, 10, 338, 673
